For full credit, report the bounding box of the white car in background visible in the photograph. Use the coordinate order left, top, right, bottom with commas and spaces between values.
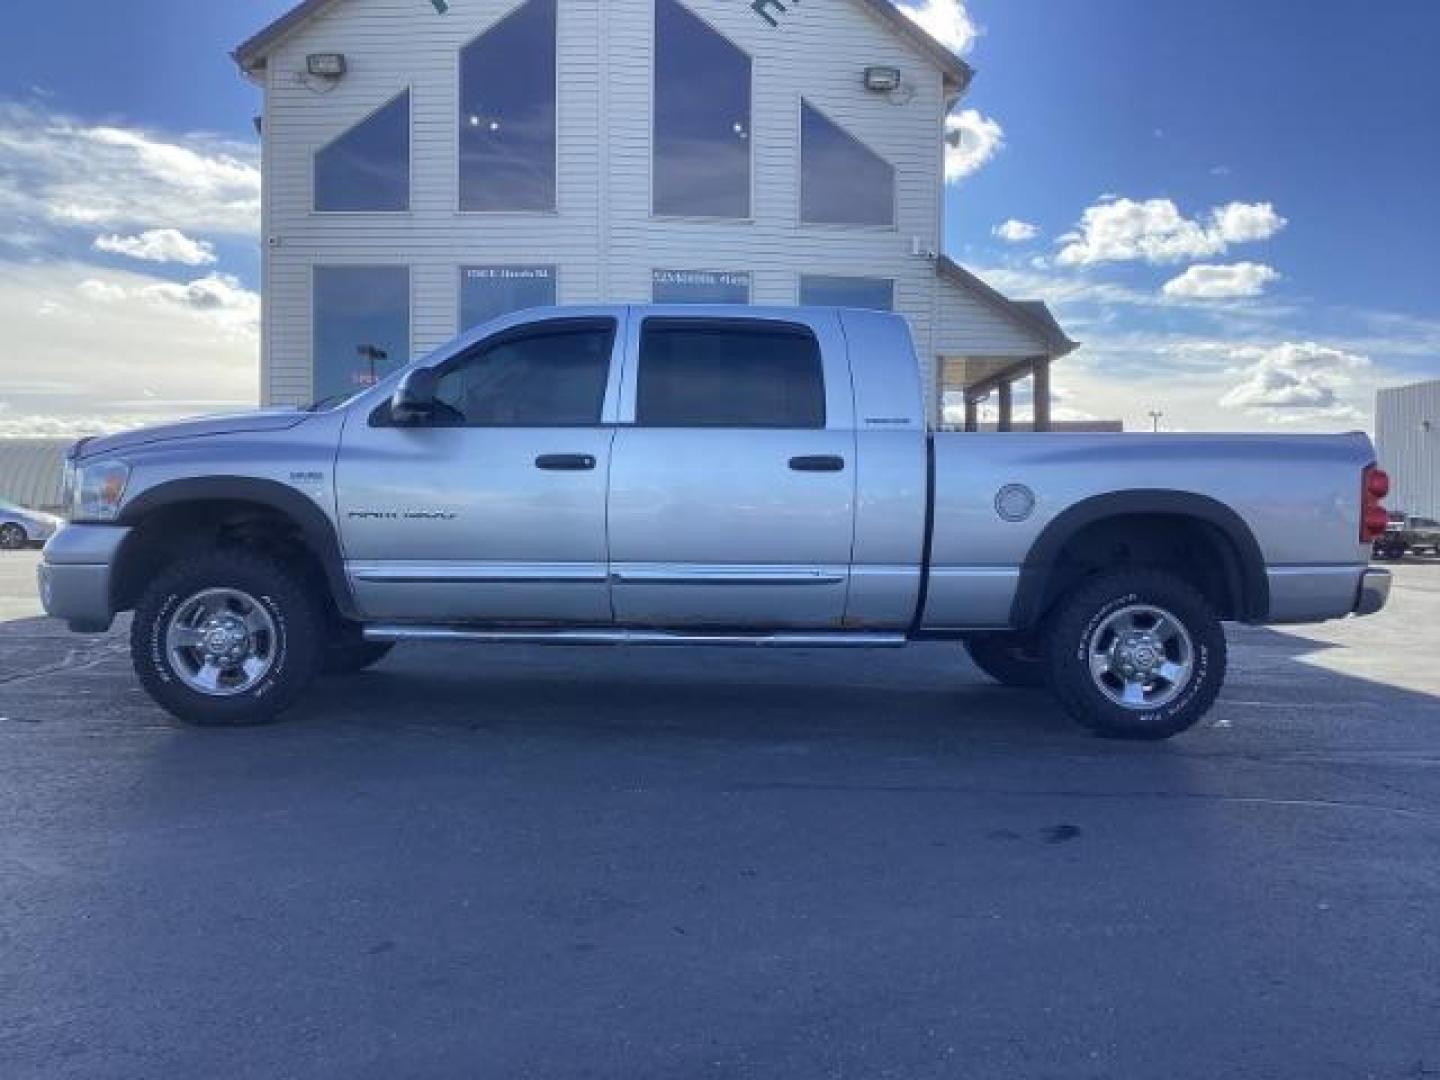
0, 499, 61, 549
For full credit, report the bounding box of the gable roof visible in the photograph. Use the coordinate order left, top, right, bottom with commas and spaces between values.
233, 0, 973, 91
936, 256, 1079, 358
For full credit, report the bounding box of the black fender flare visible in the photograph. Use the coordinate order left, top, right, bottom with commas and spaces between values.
1009, 489, 1269, 629
117, 476, 356, 619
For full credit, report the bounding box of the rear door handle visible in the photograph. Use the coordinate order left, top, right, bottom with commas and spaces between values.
789, 455, 846, 473
536, 454, 597, 471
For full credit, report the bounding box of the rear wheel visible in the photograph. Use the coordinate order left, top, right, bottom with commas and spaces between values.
0, 523, 26, 550
1043, 568, 1226, 741
964, 634, 1047, 688
131, 549, 322, 726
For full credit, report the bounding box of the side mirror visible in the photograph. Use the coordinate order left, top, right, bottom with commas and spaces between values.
390, 367, 439, 425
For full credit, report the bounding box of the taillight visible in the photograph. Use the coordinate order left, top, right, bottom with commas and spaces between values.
1361, 465, 1390, 543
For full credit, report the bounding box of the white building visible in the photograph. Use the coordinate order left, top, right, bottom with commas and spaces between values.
234, 0, 1075, 427
1376, 380, 1440, 520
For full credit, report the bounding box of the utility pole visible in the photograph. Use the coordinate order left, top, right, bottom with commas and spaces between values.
1149, 410, 1164, 433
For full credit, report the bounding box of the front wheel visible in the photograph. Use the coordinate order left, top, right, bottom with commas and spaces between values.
0, 523, 26, 550
1042, 569, 1227, 741
131, 549, 322, 726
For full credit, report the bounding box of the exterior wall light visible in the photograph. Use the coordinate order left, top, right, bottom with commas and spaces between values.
864, 66, 902, 93
306, 53, 348, 78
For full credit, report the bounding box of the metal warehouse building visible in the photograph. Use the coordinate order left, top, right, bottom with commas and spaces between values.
0, 439, 70, 514
1376, 379, 1440, 521
234, 0, 1075, 428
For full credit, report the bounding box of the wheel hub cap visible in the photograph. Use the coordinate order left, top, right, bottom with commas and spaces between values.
1088, 604, 1195, 711
165, 588, 278, 697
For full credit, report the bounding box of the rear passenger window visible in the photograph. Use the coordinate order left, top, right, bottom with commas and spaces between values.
434, 321, 613, 426
637, 320, 825, 429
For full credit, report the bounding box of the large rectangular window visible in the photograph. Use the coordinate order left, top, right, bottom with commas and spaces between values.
637, 319, 825, 429
653, 0, 751, 218
459, 0, 557, 211
799, 275, 895, 311
433, 320, 614, 426
313, 267, 410, 402
652, 269, 750, 305
460, 266, 557, 331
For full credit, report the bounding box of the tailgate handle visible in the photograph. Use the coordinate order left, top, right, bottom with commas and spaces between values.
789, 455, 846, 473
536, 454, 597, 471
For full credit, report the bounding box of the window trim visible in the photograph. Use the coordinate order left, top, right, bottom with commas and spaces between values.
650, 268, 753, 305
311, 263, 414, 404
456, 264, 560, 334
312, 87, 414, 215
797, 97, 899, 231
649, 0, 756, 223
455, 0, 561, 215
370, 316, 619, 429
798, 274, 896, 311
632, 316, 828, 431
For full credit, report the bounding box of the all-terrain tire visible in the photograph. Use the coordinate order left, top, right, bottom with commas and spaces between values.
963, 634, 1048, 688
131, 549, 323, 726
1042, 568, 1227, 741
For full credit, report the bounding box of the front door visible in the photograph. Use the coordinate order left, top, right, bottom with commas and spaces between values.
607, 311, 856, 628
337, 313, 623, 623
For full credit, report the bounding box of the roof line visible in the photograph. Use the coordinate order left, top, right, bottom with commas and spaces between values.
935, 255, 1080, 358
233, 0, 974, 90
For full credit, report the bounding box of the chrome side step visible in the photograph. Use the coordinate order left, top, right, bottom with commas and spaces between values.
363, 625, 908, 648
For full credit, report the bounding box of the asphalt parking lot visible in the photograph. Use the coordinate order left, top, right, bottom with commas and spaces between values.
2, 550, 1438, 1079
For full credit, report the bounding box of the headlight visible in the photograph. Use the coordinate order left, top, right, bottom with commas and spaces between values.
70, 460, 131, 522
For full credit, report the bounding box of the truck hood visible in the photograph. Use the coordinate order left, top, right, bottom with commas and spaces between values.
76, 409, 310, 459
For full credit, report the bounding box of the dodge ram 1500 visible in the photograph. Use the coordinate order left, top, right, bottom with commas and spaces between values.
39, 306, 1392, 739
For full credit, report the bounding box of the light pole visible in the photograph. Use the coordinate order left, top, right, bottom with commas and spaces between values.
1149, 410, 1164, 433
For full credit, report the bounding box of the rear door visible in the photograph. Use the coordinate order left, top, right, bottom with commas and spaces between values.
337, 313, 622, 623
607, 310, 856, 628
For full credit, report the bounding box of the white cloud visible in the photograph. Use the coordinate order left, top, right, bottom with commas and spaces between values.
945, 109, 1004, 182
1162, 262, 1280, 300
993, 219, 1039, 243
0, 102, 259, 243
895, 0, 978, 54
0, 261, 258, 437
1056, 197, 1287, 266
95, 228, 217, 267
1218, 342, 1369, 421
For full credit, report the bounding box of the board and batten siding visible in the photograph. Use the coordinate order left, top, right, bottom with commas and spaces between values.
258, 0, 1048, 416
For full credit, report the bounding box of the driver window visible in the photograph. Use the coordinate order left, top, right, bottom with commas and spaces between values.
434, 321, 614, 426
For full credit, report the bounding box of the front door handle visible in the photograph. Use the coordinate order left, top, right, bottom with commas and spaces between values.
536, 454, 597, 471
789, 455, 846, 473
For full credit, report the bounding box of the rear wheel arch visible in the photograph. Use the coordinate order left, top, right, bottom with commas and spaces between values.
113, 477, 356, 619
1011, 490, 1268, 631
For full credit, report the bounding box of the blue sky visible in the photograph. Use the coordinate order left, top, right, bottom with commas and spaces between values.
0, 0, 1436, 435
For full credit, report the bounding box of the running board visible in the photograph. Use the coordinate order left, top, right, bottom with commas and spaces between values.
363, 625, 908, 648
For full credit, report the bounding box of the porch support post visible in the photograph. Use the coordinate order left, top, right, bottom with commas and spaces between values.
963, 395, 979, 433
1033, 359, 1053, 432
997, 380, 1014, 432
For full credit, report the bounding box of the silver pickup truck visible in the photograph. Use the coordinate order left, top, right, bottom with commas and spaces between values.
39, 306, 1393, 739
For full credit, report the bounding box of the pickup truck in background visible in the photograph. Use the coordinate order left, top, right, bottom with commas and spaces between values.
1373, 514, 1440, 561
38, 306, 1393, 740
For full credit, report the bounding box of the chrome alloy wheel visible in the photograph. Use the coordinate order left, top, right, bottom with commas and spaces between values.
165, 588, 278, 697
1087, 603, 1195, 710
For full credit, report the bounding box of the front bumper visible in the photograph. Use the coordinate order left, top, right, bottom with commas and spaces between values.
37, 524, 131, 633
1354, 567, 1391, 617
